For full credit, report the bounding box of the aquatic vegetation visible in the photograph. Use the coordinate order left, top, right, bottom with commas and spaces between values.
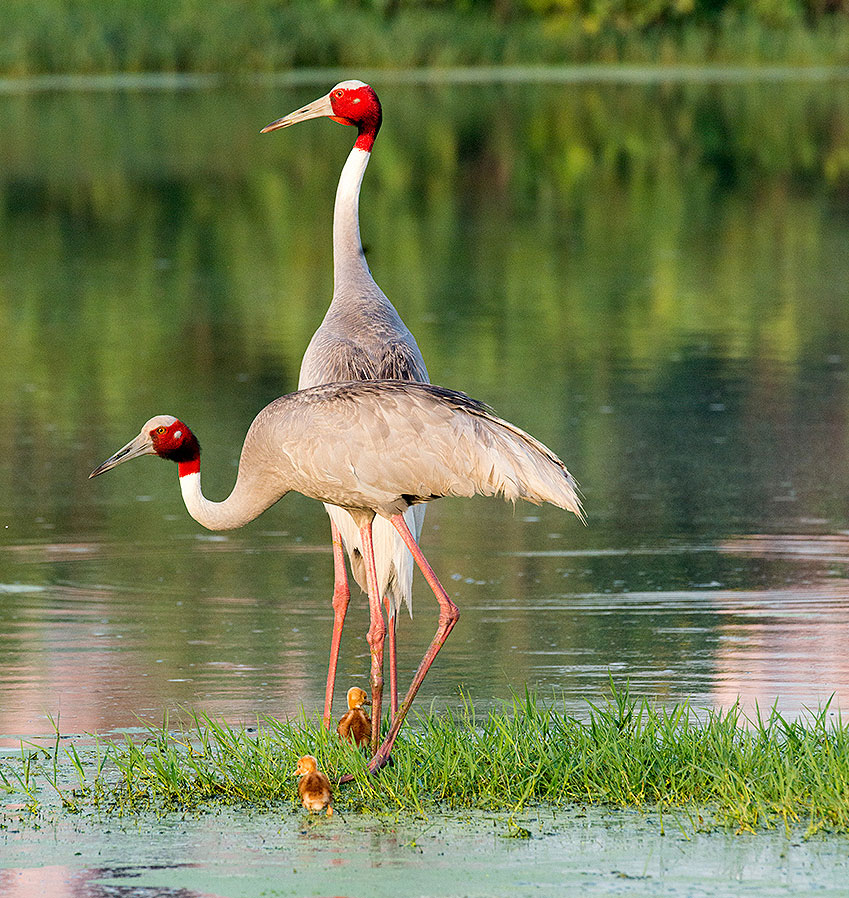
3, 688, 848, 835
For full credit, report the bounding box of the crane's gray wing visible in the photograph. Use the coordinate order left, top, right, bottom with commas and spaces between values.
254, 381, 582, 521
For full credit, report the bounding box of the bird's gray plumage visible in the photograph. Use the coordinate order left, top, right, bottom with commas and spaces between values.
210, 381, 583, 525
100, 382, 583, 533
299, 302, 429, 388
294, 108, 429, 617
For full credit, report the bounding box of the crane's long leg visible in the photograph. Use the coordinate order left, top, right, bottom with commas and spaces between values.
359, 521, 386, 754
367, 513, 459, 773
384, 602, 399, 720
323, 520, 351, 729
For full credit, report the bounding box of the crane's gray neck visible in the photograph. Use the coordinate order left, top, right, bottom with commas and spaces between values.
333, 146, 376, 291
179, 470, 285, 531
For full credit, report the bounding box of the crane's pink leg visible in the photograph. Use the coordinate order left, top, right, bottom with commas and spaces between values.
323, 520, 351, 729
359, 521, 386, 754
367, 513, 459, 773
383, 600, 399, 719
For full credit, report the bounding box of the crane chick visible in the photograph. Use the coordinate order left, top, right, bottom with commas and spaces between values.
295, 755, 333, 816
337, 686, 372, 748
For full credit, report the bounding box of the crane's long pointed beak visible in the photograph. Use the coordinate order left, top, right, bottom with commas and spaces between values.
260, 94, 335, 133
89, 433, 155, 479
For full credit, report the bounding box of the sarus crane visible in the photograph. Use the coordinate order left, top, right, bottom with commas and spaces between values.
262, 81, 429, 741
89, 380, 584, 772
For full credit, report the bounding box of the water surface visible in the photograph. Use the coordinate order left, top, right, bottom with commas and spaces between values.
1, 74, 849, 743
3, 804, 848, 897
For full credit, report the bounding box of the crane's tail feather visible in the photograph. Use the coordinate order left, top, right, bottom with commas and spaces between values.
455, 412, 585, 522
383, 502, 425, 618
325, 503, 422, 618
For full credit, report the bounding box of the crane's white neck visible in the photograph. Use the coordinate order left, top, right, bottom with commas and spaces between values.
333, 146, 376, 290
178, 470, 283, 531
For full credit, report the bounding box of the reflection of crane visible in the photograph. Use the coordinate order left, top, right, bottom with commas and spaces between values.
262, 81, 429, 731
89, 380, 583, 767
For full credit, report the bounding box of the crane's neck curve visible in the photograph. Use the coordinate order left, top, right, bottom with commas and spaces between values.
178, 469, 286, 532
333, 146, 376, 292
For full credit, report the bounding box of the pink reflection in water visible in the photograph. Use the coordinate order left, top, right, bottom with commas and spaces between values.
2, 534, 849, 742
0, 865, 223, 898
709, 535, 849, 718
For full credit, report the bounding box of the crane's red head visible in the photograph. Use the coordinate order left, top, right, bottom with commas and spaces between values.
149, 418, 201, 475
327, 82, 382, 150
89, 415, 201, 480
261, 80, 382, 152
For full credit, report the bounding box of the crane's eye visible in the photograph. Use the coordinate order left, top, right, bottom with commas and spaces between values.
156, 426, 167, 434
334, 89, 344, 98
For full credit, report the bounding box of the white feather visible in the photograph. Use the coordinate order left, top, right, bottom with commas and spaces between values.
326, 502, 425, 618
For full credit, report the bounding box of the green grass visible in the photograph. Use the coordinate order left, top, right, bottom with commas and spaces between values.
3, 687, 848, 835
1, 3, 848, 77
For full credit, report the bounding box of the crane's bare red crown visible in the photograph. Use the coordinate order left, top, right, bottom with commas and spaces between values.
330, 84, 382, 151
152, 420, 201, 474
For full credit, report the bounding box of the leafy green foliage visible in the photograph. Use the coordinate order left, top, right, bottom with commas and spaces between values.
1, 0, 847, 75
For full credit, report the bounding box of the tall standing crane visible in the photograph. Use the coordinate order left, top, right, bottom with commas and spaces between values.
262, 81, 428, 740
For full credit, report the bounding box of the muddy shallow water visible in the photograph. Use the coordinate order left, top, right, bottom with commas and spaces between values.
2, 67, 849, 894
3, 802, 849, 898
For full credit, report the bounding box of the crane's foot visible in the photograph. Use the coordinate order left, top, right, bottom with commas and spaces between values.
367, 749, 392, 774
336, 751, 393, 785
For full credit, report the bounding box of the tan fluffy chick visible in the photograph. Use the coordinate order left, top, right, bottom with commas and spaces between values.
295, 755, 333, 816
337, 686, 372, 748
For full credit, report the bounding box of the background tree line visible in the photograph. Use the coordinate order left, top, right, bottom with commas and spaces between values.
2, 0, 847, 76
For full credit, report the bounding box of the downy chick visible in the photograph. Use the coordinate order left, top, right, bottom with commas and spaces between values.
295, 755, 333, 816
337, 686, 372, 748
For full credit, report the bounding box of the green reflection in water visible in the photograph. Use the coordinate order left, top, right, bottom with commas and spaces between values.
1, 78, 848, 735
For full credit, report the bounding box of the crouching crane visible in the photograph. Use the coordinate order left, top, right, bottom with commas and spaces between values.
89, 380, 584, 772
